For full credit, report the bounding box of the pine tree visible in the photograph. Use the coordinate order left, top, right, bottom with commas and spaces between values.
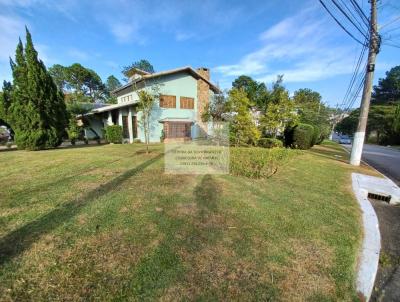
5, 28, 67, 150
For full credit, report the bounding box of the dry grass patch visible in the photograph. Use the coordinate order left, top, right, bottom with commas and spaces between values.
279, 240, 335, 301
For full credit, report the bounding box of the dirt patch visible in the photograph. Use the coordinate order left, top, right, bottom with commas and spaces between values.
279, 239, 335, 301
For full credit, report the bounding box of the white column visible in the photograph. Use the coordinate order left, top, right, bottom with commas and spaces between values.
107, 111, 113, 125
128, 106, 134, 143
118, 110, 123, 126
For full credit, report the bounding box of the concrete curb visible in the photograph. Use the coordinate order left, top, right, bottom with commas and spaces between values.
352, 173, 381, 301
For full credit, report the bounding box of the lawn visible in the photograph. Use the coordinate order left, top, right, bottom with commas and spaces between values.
0, 142, 369, 301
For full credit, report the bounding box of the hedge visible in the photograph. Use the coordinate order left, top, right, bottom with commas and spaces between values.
105, 125, 123, 144
258, 138, 283, 148
285, 123, 315, 150
230, 147, 299, 178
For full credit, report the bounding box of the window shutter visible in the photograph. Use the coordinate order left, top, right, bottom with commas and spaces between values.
160, 95, 176, 108
180, 97, 194, 109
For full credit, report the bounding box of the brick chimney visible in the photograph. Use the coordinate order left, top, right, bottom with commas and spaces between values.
196, 67, 210, 135
196, 67, 210, 81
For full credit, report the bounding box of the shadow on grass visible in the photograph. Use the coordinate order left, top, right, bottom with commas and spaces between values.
119, 175, 223, 299
0, 153, 163, 266
193, 174, 221, 215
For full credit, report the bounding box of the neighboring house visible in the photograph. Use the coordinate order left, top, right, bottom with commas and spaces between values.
82, 66, 220, 143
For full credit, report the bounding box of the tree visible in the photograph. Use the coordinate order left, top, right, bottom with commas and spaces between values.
226, 88, 260, 146
0, 81, 12, 122
336, 105, 400, 145
260, 79, 297, 138
293, 88, 322, 107
122, 59, 154, 80
232, 75, 269, 110
1, 28, 68, 150
64, 63, 106, 103
49, 63, 107, 103
293, 88, 331, 143
48, 64, 67, 90
104, 75, 121, 104
105, 75, 121, 92
372, 66, 400, 105
137, 90, 157, 153
202, 92, 227, 122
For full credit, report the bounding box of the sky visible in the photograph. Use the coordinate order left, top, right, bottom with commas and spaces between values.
0, 0, 399, 107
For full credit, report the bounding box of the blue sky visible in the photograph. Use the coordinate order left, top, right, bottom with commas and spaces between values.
0, 0, 399, 107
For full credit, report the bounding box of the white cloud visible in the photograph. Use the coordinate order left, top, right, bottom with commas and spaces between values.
67, 48, 89, 61
214, 5, 357, 84
175, 32, 195, 42
0, 14, 26, 63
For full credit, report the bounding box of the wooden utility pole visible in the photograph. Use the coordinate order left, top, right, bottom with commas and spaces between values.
350, 0, 380, 166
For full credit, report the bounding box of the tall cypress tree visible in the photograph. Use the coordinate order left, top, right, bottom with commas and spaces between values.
3, 28, 67, 150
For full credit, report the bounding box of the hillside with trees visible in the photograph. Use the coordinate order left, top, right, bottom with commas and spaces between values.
336, 65, 400, 145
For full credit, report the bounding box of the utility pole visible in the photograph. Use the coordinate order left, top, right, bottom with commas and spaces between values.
350, 0, 380, 166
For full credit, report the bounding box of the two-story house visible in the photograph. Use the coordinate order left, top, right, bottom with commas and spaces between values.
83, 66, 220, 143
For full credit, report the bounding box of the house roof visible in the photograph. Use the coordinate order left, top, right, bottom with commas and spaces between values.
113, 66, 221, 94
158, 117, 195, 123
83, 100, 138, 116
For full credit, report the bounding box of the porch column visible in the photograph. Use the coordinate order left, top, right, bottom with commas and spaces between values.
107, 111, 113, 125
128, 106, 134, 143
118, 109, 123, 127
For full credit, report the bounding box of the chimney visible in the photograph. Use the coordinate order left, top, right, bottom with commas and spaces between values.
196, 67, 210, 135
196, 67, 210, 81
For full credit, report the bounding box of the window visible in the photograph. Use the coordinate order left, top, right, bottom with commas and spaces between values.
159, 95, 176, 108
132, 115, 137, 138
120, 95, 133, 103
122, 116, 129, 138
180, 97, 194, 109
164, 122, 191, 138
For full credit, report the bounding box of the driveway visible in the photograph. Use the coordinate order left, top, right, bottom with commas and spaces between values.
342, 144, 400, 185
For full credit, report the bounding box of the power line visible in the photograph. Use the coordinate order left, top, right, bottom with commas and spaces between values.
379, 15, 400, 30
350, 0, 370, 27
331, 0, 369, 38
340, 43, 368, 110
384, 41, 400, 48
338, 0, 369, 32
345, 67, 367, 111
319, 0, 367, 45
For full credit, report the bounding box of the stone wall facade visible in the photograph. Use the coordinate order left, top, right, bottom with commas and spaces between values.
196, 68, 210, 135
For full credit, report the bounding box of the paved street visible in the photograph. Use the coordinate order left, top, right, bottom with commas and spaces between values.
343, 144, 400, 185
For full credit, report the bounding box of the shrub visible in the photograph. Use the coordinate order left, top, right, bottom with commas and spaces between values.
67, 119, 80, 145
311, 125, 320, 146
258, 138, 283, 148
292, 123, 314, 149
230, 147, 299, 178
105, 125, 123, 144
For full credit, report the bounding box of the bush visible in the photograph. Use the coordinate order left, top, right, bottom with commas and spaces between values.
67, 119, 80, 145
286, 123, 314, 150
105, 125, 123, 144
311, 125, 320, 146
230, 147, 299, 178
258, 138, 283, 148
15, 128, 62, 151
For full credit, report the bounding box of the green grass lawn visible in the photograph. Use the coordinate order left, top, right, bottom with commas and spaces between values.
0, 142, 370, 301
